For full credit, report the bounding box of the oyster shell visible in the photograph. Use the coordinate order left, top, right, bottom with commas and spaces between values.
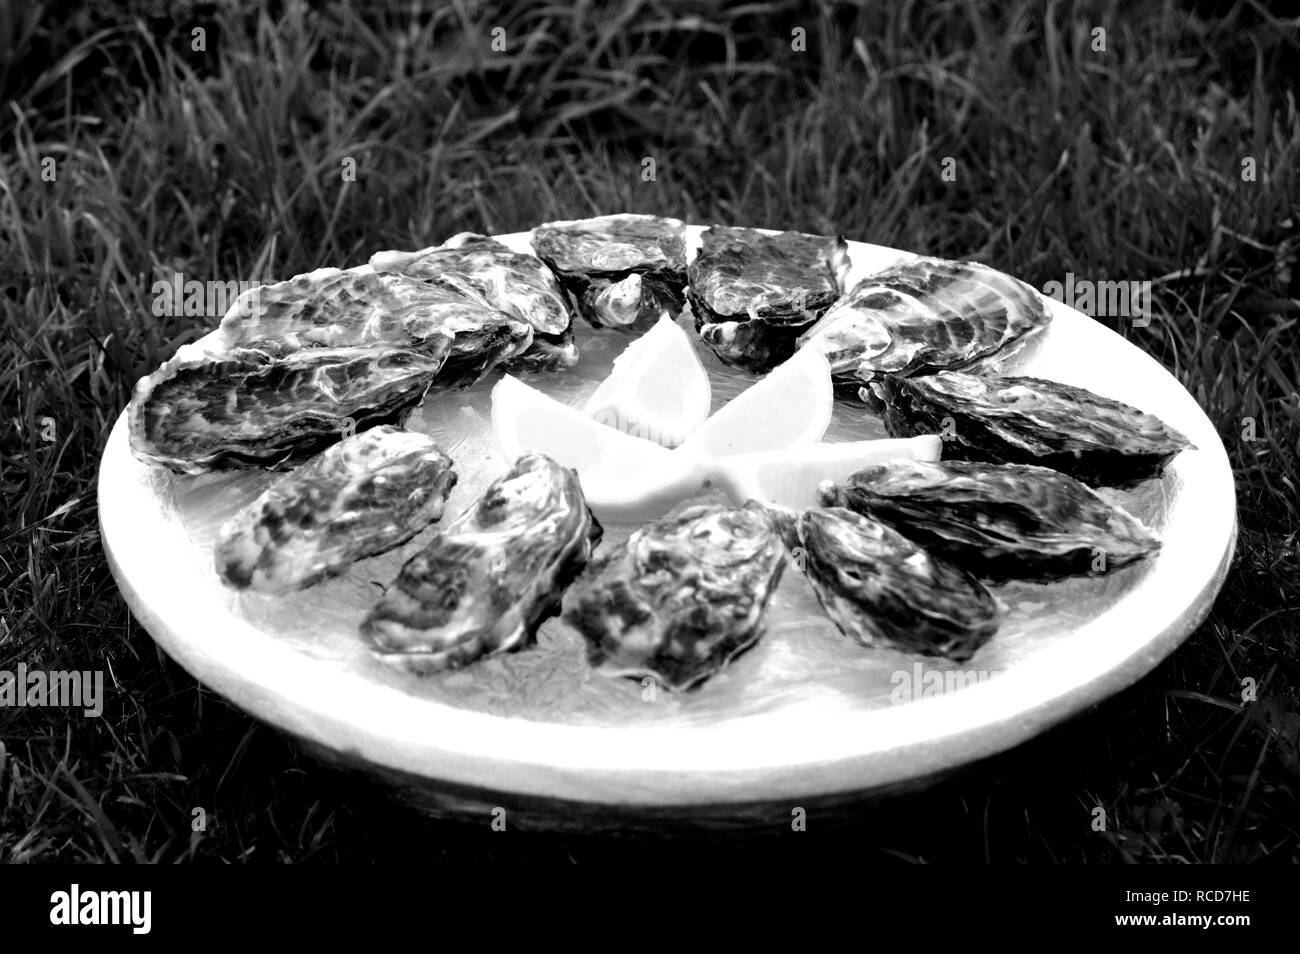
128, 346, 446, 473
370, 232, 579, 372
871, 371, 1195, 485
531, 214, 688, 332
362, 453, 601, 674
689, 226, 851, 373
797, 256, 1050, 382
216, 426, 456, 592
818, 459, 1160, 581
794, 507, 1000, 661
565, 501, 786, 691
216, 266, 531, 388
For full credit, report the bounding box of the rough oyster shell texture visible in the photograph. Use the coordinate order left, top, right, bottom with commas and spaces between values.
872, 371, 1195, 485
794, 507, 1001, 662
819, 458, 1161, 581
565, 501, 787, 691
690, 226, 851, 373
128, 346, 447, 473
362, 453, 602, 675
216, 425, 457, 593
214, 265, 532, 387
798, 255, 1051, 381
370, 232, 579, 372
531, 213, 688, 332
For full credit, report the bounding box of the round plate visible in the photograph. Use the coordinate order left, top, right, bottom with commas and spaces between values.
98, 228, 1236, 826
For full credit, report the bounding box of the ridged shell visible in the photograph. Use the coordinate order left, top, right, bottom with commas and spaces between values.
216, 426, 456, 592
531, 214, 688, 332
819, 458, 1160, 581
127, 346, 446, 473
798, 256, 1050, 381
872, 371, 1194, 485
795, 507, 1000, 661
363, 453, 601, 674
565, 501, 786, 691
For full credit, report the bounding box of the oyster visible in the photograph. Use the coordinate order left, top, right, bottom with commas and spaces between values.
363, 453, 601, 674
128, 346, 445, 473
689, 226, 851, 373
794, 507, 1000, 661
216, 266, 531, 388
819, 459, 1160, 581
531, 214, 688, 332
565, 501, 786, 691
797, 256, 1050, 382
216, 426, 456, 592
871, 371, 1195, 485
370, 232, 579, 372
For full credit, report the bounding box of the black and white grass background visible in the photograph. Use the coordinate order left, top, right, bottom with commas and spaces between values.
0, 0, 1296, 926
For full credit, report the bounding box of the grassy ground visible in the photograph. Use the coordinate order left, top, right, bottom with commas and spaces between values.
0, 0, 1297, 862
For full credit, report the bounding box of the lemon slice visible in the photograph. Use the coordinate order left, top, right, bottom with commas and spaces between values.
492, 375, 705, 520
583, 314, 711, 447
677, 343, 833, 461
711, 436, 943, 509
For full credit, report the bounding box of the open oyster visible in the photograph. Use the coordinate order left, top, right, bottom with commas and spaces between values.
128, 346, 446, 473
871, 371, 1195, 485
819, 459, 1160, 581
216, 266, 531, 388
362, 453, 601, 674
531, 214, 688, 332
370, 232, 578, 372
797, 256, 1050, 382
565, 501, 786, 691
689, 226, 851, 373
794, 507, 1000, 661
216, 426, 456, 592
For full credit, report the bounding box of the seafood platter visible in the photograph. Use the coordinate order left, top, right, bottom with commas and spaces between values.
99, 217, 1236, 826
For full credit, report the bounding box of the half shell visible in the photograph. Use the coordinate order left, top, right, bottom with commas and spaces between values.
362, 453, 601, 674
128, 346, 446, 473
531, 214, 688, 332
690, 226, 850, 373
794, 507, 1000, 661
565, 501, 786, 690
872, 371, 1194, 485
819, 458, 1160, 581
216, 426, 457, 592
798, 256, 1050, 382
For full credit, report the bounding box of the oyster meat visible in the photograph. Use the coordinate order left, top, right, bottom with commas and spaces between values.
872, 371, 1195, 485
128, 346, 445, 473
794, 507, 1000, 661
531, 214, 688, 332
216, 426, 457, 592
689, 226, 851, 373
819, 459, 1160, 581
216, 266, 531, 388
797, 256, 1050, 382
370, 232, 578, 372
565, 501, 786, 691
363, 453, 601, 674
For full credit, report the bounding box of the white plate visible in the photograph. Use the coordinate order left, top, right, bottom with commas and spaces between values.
98, 228, 1236, 825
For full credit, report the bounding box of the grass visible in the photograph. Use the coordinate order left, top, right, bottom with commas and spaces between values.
0, 0, 1297, 861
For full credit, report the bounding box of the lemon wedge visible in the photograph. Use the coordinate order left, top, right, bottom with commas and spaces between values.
583, 314, 711, 447
677, 343, 833, 461
711, 436, 944, 509
492, 374, 705, 520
